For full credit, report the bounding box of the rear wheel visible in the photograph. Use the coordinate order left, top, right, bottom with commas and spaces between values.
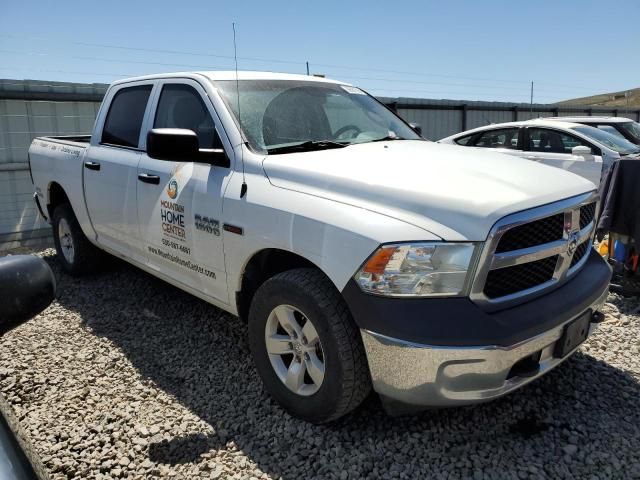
248, 268, 371, 423
52, 203, 103, 275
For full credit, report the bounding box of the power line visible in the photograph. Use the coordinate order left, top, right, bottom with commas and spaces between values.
0, 66, 132, 78
364, 88, 565, 102
0, 33, 616, 102
0, 48, 234, 70
0, 67, 567, 103
0, 32, 602, 91
0, 47, 594, 99
324, 72, 535, 91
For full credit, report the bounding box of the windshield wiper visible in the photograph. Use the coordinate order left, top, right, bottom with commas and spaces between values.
266, 140, 349, 155
369, 135, 408, 143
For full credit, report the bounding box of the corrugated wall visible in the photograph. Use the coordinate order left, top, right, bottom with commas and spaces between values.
379, 96, 640, 140
0, 79, 106, 249
2, 79, 640, 249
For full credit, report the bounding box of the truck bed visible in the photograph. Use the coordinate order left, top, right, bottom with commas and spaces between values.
35, 135, 91, 146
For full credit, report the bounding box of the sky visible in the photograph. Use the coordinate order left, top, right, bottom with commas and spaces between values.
1, 0, 639, 104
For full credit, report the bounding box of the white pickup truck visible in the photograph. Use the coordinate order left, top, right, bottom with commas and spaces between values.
29, 71, 611, 423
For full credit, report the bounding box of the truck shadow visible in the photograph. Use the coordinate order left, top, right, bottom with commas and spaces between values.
47, 253, 640, 479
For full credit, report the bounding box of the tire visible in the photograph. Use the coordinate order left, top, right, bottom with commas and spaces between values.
248, 268, 371, 423
52, 203, 103, 276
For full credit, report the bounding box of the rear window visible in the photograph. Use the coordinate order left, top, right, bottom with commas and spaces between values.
102, 85, 153, 148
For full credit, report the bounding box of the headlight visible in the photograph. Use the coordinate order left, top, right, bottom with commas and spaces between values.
354, 242, 478, 297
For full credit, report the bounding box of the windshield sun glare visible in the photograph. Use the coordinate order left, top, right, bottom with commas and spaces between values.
215, 80, 421, 154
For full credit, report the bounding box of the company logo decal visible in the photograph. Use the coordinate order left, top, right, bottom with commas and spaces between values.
160, 200, 185, 240
167, 179, 178, 199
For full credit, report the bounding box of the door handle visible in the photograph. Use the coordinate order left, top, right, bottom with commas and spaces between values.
138, 173, 160, 185
523, 155, 538, 160
84, 161, 101, 171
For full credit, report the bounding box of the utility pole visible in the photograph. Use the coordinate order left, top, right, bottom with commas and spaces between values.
306, 61, 310, 76
626, 90, 630, 114
530, 81, 534, 115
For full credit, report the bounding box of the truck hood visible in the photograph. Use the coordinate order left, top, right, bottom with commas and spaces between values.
262, 140, 595, 240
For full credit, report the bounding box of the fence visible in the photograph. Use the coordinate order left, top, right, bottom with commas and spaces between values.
2, 78, 639, 249
380, 97, 640, 141
0, 80, 106, 249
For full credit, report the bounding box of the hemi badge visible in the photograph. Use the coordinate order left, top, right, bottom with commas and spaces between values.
223, 224, 244, 236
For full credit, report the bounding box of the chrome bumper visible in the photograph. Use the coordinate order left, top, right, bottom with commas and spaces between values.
361, 288, 608, 409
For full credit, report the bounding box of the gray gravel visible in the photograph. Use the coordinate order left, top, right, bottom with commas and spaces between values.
1, 248, 640, 479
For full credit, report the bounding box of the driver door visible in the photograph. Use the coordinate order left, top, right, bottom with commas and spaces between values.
136, 79, 234, 303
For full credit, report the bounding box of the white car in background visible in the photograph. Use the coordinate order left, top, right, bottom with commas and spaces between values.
544, 116, 640, 146
438, 119, 640, 186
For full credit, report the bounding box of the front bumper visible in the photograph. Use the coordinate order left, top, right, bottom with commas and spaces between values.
343, 250, 611, 410
362, 293, 606, 409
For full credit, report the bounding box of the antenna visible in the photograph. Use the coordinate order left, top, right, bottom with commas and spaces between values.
233, 22, 248, 199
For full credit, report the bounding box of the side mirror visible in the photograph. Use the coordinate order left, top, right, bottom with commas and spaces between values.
147, 129, 229, 167
572, 145, 594, 160
0, 255, 56, 330
409, 122, 423, 137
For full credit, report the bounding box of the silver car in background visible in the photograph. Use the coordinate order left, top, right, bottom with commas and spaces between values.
438, 119, 640, 186
544, 116, 640, 146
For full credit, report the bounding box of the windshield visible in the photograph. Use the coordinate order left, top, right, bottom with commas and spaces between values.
572, 125, 640, 155
215, 80, 421, 153
619, 121, 640, 144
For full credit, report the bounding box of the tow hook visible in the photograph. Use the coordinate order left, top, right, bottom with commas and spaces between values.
591, 311, 605, 324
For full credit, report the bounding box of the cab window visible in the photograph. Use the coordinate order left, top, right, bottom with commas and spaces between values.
154, 84, 223, 149
454, 134, 473, 145
527, 128, 590, 154
102, 85, 153, 148
472, 128, 519, 149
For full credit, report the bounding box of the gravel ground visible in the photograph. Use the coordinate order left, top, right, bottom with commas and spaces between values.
1, 248, 639, 480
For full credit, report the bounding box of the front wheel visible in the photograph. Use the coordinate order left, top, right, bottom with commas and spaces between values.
248, 268, 371, 423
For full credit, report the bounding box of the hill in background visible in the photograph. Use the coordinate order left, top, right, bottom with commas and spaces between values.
557, 88, 640, 108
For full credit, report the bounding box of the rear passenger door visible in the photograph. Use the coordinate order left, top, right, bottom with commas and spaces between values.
136, 79, 234, 304
522, 127, 603, 185
84, 83, 154, 262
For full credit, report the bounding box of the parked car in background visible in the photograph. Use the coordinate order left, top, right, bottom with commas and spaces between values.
544, 116, 640, 146
438, 120, 640, 186
28, 71, 611, 423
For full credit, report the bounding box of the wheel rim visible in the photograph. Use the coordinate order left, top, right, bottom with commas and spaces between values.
265, 304, 325, 396
58, 218, 75, 264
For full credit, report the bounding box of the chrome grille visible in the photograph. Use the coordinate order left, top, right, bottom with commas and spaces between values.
570, 240, 590, 269
579, 202, 596, 230
484, 255, 558, 299
495, 213, 564, 253
471, 192, 598, 310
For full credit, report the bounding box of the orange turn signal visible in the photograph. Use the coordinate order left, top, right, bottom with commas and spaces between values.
362, 247, 397, 275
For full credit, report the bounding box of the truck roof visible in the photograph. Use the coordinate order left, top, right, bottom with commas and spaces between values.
111, 71, 349, 87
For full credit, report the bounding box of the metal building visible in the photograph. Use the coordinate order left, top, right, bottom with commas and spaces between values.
0, 80, 106, 249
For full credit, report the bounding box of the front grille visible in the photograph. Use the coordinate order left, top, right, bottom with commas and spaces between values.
570, 241, 590, 268
495, 213, 564, 253
483, 255, 559, 299
579, 203, 596, 230
473, 194, 598, 308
